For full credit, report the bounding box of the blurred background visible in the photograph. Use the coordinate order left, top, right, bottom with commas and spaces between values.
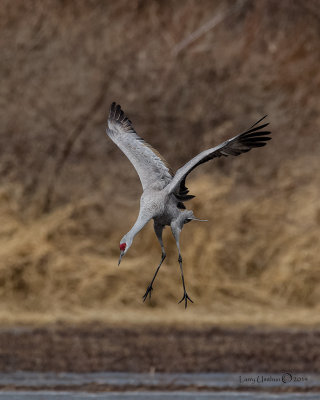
0, 0, 319, 327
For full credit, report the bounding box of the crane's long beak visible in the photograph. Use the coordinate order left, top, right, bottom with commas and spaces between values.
118, 251, 124, 266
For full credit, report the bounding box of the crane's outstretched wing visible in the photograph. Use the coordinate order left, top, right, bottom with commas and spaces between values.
107, 103, 173, 191
166, 116, 271, 199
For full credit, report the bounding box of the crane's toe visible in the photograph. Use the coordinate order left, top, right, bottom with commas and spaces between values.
178, 292, 194, 309
142, 285, 153, 302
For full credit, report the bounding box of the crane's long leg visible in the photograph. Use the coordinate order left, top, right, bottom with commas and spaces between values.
171, 223, 193, 309
142, 223, 166, 302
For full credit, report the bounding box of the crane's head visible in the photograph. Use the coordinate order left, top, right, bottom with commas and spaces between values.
118, 234, 132, 266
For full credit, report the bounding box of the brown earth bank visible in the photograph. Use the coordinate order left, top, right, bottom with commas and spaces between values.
0, 324, 319, 373
0, 0, 320, 325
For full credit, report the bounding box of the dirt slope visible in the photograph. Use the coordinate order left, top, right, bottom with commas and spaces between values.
0, 0, 319, 325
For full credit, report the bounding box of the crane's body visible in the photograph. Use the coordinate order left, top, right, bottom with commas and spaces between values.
137, 188, 196, 228
106, 102, 271, 307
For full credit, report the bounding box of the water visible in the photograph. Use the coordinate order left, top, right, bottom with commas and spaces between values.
0, 391, 320, 400
0, 372, 318, 389
0, 372, 319, 400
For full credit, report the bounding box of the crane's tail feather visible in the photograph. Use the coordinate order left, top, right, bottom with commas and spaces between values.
184, 211, 208, 224
185, 217, 208, 224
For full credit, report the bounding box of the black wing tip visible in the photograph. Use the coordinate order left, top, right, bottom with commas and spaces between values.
249, 114, 268, 129
240, 133, 272, 148
108, 102, 133, 129
242, 115, 271, 137
237, 115, 272, 149
109, 101, 121, 118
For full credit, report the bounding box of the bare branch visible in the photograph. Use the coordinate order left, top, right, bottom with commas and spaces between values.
172, 0, 247, 56
42, 81, 108, 213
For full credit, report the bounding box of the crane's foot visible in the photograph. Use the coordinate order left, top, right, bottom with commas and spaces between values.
142, 284, 153, 302
178, 291, 194, 309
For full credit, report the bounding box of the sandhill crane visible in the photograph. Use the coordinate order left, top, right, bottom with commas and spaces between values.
107, 103, 271, 308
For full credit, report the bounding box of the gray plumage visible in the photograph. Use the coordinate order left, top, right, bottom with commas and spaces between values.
107, 102, 271, 307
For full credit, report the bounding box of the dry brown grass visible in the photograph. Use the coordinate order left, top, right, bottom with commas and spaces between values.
0, 0, 319, 326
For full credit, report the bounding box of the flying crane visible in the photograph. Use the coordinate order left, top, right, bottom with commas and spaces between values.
107, 103, 271, 308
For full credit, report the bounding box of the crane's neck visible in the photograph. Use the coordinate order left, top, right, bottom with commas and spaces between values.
126, 213, 150, 243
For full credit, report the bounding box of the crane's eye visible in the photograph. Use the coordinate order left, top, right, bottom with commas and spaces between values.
120, 243, 126, 251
